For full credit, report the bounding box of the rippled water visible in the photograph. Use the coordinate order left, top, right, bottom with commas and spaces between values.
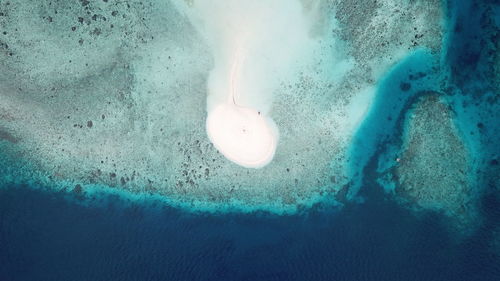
0, 0, 499, 280
1, 179, 499, 281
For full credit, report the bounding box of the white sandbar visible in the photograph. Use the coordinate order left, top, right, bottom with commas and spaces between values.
205, 28, 280, 169
206, 103, 278, 168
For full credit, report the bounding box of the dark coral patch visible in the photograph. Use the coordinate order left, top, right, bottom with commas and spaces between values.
400, 82, 411, 92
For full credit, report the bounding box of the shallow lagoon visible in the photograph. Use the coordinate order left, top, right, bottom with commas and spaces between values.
0, 0, 499, 280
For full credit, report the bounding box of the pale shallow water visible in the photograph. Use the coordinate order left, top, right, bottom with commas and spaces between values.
0, 0, 499, 280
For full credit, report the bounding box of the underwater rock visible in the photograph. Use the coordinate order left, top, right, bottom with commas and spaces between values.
0, 0, 444, 213
395, 95, 476, 229
0, 127, 18, 144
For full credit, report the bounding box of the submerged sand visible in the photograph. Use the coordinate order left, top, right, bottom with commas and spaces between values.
0, 0, 445, 212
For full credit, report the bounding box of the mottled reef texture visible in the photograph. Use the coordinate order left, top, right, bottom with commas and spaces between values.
0, 0, 455, 212
395, 95, 476, 229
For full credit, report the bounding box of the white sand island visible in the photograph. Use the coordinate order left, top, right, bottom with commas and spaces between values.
206, 47, 279, 168
0, 0, 446, 213
207, 103, 278, 168
198, 1, 310, 168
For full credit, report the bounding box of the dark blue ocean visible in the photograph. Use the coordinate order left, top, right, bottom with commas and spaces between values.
0, 180, 498, 281
1, 0, 499, 280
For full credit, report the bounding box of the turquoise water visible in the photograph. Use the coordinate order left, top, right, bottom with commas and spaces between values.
347, 49, 441, 196
0, 0, 447, 212
0, 0, 499, 279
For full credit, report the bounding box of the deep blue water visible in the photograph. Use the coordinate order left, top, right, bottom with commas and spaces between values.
1, 0, 499, 280
0, 183, 499, 281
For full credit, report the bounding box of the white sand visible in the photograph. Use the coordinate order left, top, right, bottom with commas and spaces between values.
188, 0, 309, 168
206, 43, 279, 168
206, 103, 278, 168
0, 0, 445, 212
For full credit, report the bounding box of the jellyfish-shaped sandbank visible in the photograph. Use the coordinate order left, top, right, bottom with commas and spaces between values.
195, 0, 310, 168
206, 45, 279, 168
207, 103, 278, 168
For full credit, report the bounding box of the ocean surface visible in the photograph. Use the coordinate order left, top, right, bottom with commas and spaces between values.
1, 0, 499, 280
0, 180, 498, 281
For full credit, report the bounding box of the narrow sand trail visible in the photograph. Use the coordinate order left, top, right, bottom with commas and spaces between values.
206, 46, 278, 168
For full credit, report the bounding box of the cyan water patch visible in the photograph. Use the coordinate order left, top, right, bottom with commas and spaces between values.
346, 49, 441, 198
4, 0, 494, 221
1, 1, 500, 279
0, 0, 446, 213
350, 0, 499, 233
442, 0, 500, 192
441, 0, 500, 221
